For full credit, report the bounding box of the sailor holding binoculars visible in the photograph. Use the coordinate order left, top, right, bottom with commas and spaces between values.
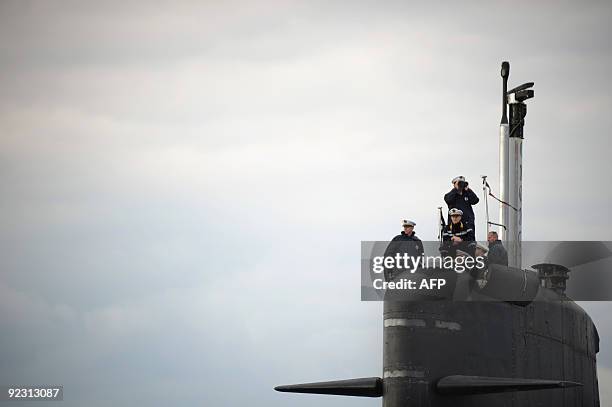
444, 176, 479, 236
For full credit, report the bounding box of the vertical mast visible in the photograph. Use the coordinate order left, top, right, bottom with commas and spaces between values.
499, 62, 510, 246
501, 62, 534, 268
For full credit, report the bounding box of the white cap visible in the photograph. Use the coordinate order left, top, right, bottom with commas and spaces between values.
402, 220, 416, 227
452, 175, 466, 184
475, 243, 489, 253
448, 208, 463, 216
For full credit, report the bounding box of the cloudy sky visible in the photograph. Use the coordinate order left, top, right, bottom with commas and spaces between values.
1, 1, 611, 406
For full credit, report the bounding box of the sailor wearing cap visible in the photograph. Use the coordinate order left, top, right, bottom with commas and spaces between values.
469, 243, 490, 280
393, 219, 421, 245
392, 219, 424, 250
401, 219, 416, 228
444, 175, 479, 234
440, 208, 476, 257
383, 219, 425, 280
443, 208, 475, 242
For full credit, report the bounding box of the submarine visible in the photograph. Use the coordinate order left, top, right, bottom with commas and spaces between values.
274, 62, 601, 406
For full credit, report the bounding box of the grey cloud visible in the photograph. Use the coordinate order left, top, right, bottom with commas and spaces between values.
1, 1, 611, 406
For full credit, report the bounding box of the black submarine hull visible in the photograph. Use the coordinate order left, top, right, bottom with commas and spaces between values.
383, 294, 599, 406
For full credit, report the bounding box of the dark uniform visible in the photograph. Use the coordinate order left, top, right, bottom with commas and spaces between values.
488, 240, 509, 266
440, 221, 475, 257
389, 231, 424, 255
444, 188, 479, 225
383, 231, 424, 280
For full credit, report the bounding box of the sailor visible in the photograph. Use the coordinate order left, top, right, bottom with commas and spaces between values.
487, 231, 509, 266
383, 220, 424, 280
456, 243, 489, 280
440, 208, 475, 257
444, 176, 479, 231
459, 242, 489, 283
443, 208, 475, 242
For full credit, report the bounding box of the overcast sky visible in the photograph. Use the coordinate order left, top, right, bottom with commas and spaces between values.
1, 1, 611, 406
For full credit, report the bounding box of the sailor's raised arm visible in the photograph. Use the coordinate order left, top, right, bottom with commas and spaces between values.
466, 188, 479, 205
444, 188, 459, 205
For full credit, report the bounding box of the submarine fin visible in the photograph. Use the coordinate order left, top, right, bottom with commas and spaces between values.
274, 377, 382, 397
437, 375, 582, 395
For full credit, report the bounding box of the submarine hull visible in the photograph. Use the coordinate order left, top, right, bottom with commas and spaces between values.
383, 297, 599, 406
